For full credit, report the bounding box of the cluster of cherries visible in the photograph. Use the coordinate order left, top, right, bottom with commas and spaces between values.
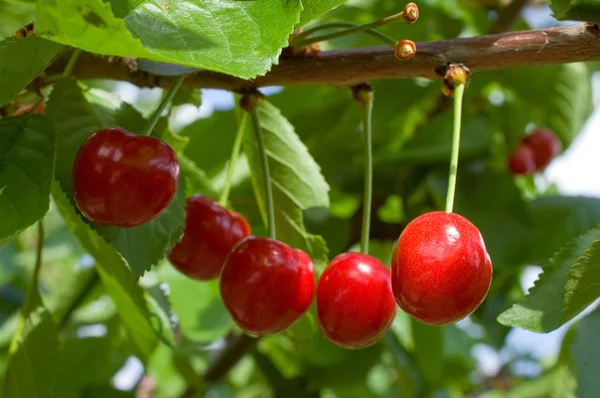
67, 126, 493, 349
507, 128, 562, 175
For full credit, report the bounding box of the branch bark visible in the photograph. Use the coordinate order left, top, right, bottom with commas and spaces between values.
46, 23, 600, 91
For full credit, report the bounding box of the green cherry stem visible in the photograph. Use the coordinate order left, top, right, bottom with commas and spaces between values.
249, 103, 276, 239
141, 74, 187, 137
445, 82, 465, 214
219, 112, 249, 207
8, 221, 45, 354
294, 22, 398, 48
62, 49, 82, 78
358, 89, 374, 254
293, 3, 417, 50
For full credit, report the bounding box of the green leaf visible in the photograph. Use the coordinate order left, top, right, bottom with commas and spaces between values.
499, 63, 593, 147
1, 225, 60, 398
158, 264, 231, 343
52, 182, 159, 362
36, 0, 303, 79
570, 308, 600, 398
0, 115, 55, 245
299, 0, 348, 26
46, 78, 185, 279
550, 0, 600, 21
528, 196, 600, 264
411, 319, 443, 384
0, 36, 63, 104
243, 100, 330, 268
498, 228, 600, 333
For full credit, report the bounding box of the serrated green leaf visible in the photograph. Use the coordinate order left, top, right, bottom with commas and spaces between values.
1, 223, 60, 398
570, 308, 600, 398
0, 115, 55, 245
243, 100, 330, 269
299, 0, 347, 26
499, 63, 593, 148
562, 239, 600, 322
0, 36, 63, 104
498, 228, 600, 333
144, 283, 176, 347
550, 0, 600, 21
528, 196, 600, 264
46, 78, 185, 279
51, 182, 159, 362
36, 0, 303, 79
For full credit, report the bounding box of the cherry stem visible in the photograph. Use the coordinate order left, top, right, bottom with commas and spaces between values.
219, 112, 248, 207
8, 221, 45, 353
294, 22, 397, 48
27, 221, 44, 309
292, 3, 416, 50
249, 106, 276, 239
445, 83, 465, 214
62, 49, 82, 78
358, 90, 374, 254
141, 74, 186, 137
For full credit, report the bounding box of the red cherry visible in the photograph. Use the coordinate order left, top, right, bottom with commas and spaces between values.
219, 237, 315, 335
168, 195, 251, 281
316, 252, 397, 349
391, 211, 492, 326
72, 126, 179, 227
522, 128, 561, 171
507, 144, 536, 175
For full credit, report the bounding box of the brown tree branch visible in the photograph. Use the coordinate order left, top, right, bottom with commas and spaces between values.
46, 23, 600, 91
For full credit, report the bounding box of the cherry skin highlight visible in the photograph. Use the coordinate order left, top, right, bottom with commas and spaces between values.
391, 211, 492, 326
317, 252, 397, 349
219, 237, 315, 335
522, 128, 561, 171
168, 195, 251, 281
507, 144, 536, 175
72, 126, 180, 227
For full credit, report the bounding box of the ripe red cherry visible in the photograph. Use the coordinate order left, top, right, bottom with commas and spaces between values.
316, 252, 397, 349
168, 195, 251, 281
522, 128, 561, 171
507, 144, 536, 175
72, 126, 179, 227
391, 211, 492, 326
220, 237, 315, 335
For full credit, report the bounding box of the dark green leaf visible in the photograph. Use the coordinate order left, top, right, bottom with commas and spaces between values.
528, 196, 600, 264
52, 182, 159, 362
36, 0, 303, 79
550, 0, 600, 21
46, 78, 186, 279
0, 115, 55, 245
499, 63, 593, 148
0, 36, 63, 104
243, 100, 330, 269
1, 223, 60, 398
498, 228, 600, 333
571, 308, 600, 398
411, 319, 443, 384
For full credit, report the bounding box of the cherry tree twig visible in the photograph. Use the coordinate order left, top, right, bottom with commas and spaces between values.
45, 23, 600, 91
